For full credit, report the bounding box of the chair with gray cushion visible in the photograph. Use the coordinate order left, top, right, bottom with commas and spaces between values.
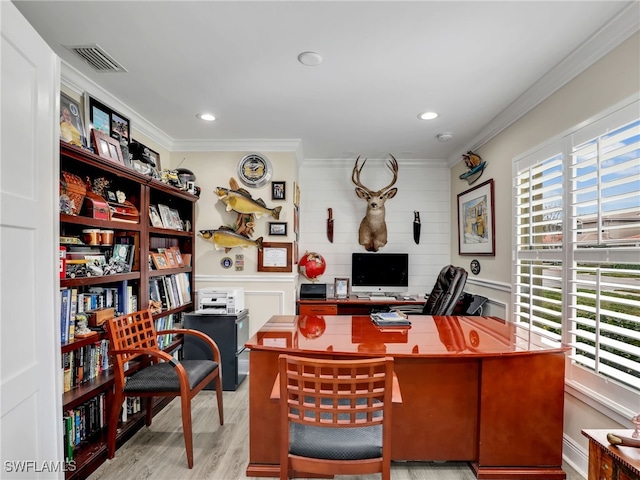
105, 309, 223, 468
278, 354, 395, 480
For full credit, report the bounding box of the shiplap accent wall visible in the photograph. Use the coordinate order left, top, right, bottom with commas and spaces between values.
298, 158, 450, 297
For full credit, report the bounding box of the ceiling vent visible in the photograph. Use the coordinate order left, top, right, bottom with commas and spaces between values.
64, 44, 127, 73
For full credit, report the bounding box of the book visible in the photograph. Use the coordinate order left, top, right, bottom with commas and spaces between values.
370, 311, 411, 326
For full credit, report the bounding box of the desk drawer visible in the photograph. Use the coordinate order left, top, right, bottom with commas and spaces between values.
299, 304, 337, 315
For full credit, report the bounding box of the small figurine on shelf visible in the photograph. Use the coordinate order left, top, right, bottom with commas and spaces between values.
74, 313, 97, 338
149, 299, 162, 315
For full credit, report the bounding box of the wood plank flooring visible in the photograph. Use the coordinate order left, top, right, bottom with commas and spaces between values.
88, 377, 584, 480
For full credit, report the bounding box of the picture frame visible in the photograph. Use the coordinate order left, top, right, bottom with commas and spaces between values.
334, 277, 350, 299
91, 129, 124, 165
257, 242, 292, 272
84, 93, 130, 150
149, 205, 164, 228
269, 222, 287, 236
169, 208, 183, 231
457, 178, 495, 256
163, 249, 178, 268
293, 182, 300, 207
271, 181, 286, 200
157, 204, 173, 229
60, 92, 88, 148
169, 246, 184, 267
151, 252, 169, 270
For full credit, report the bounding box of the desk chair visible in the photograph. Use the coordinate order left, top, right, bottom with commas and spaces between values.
393, 265, 468, 316
105, 309, 224, 468
278, 354, 395, 480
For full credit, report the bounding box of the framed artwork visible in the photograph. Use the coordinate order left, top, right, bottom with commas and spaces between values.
334, 277, 350, 299
60, 92, 88, 148
169, 208, 183, 231
269, 222, 287, 236
169, 246, 184, 267
91, 130, 124, 164
149, 205, 164, 228
271, 181, 286, 200
457, 179, 495, 256
293, 182, 300, 207
151, 252, 169, 270
257, 242, 292, 272
84, 93, 130, 148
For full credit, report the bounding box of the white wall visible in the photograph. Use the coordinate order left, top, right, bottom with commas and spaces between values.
449, 32, 640, 475
299, 158, 450, 296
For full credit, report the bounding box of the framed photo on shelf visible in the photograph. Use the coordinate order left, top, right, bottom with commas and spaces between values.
84, 93, 130, 149
151, 252, 169, 270
169, 208, 183, 231
60, 92, 88, 148
164, 249, 178, 268
157, 204, 173, 229
257, 242, 292, 273
269, 222, 287, 236
170, 246, 184, 267
149, 205, 164, 228
334, 277, 350, 299
91, 129, 124, 165
271, 181, 286, 200
457, 179, 495, 256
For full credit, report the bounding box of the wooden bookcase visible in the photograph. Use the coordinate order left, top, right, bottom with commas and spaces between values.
59, 141, 198, 479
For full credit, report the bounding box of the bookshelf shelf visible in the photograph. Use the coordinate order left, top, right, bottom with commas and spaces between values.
59, 141, 197, 480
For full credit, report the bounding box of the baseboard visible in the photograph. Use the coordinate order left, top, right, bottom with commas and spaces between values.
563, 434, 588, 479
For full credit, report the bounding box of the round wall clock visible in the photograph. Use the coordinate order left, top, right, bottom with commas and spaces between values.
237, 153, 273, 188
470, 259, 481, 275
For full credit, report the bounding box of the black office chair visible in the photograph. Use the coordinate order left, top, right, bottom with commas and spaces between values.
392, 265, 468, 316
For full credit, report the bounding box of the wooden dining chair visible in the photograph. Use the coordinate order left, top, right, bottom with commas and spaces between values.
105, 309, 223, 468
278, 354, 395, 480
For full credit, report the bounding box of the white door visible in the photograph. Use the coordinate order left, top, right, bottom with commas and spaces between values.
1, 2, 62, 478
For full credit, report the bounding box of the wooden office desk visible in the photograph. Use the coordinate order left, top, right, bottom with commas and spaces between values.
582, 429, 640, 480
297, 295, 424, 315
246, 315, 569, 479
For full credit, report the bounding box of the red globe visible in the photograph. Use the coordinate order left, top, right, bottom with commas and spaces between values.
299, 251, 326, 282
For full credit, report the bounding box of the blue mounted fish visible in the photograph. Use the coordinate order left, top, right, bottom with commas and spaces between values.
459, 151, 486, 185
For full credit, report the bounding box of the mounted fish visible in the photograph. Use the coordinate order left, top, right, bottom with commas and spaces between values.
199, 227, 263, 253
215, 187, 282, 219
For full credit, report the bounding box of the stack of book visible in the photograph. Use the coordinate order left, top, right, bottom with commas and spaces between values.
370, 311, 411, 326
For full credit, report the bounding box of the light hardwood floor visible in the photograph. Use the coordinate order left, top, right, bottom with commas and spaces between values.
88, 377, 585, 480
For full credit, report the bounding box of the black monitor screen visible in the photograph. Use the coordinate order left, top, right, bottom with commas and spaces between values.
351, 253, 409, 294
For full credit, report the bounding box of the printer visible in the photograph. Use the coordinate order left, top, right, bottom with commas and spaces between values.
196, 287, 245, 315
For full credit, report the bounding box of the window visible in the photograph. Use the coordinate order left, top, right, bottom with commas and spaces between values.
513, 99, 640, 415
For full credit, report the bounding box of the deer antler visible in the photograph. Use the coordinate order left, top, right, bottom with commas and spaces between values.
380, 154, 399, 192
351, 156, 368, 191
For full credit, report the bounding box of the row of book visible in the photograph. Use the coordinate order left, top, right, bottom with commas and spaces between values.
63, 393, 107, 462
149, 273, 191, 311
62, 340, 110, 393
60, 285, 138, 344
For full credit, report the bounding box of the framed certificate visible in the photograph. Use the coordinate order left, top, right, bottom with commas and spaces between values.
258, 242, 292, 272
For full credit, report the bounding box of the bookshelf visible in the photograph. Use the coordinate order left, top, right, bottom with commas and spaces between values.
59, 141, 197, 479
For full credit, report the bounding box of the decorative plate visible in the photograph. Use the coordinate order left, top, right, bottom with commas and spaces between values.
470, 259, 481, 275
237, 153, 273, 188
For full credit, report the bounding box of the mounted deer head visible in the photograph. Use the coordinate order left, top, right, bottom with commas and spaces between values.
352, 154, 398, 252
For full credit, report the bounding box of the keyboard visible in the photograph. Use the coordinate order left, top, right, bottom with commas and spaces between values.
369, 296, 390, 301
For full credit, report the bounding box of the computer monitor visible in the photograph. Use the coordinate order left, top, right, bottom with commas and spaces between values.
351, 253, 409, 295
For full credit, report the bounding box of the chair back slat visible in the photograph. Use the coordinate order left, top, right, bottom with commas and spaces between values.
106, 309, 159, 380
281, 356, 393, 428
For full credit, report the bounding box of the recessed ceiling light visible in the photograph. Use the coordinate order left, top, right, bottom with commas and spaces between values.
298, 51, 322, 66
437, 132, 453, 142
418, 111, 439, 120
197, 113, 216, 122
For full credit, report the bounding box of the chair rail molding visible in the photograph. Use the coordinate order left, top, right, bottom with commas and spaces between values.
466, 277, 511, 292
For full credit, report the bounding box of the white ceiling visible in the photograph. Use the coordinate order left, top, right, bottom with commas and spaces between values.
13, 1, 638, 162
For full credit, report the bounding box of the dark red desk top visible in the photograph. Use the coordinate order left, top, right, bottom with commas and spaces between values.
246, 315, 569, 358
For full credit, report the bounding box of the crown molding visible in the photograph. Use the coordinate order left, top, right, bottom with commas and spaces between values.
446, 1, 640, 168
301, 157, 449, 168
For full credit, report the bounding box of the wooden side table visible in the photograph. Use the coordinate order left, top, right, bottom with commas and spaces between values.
582, 429, 640, 480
